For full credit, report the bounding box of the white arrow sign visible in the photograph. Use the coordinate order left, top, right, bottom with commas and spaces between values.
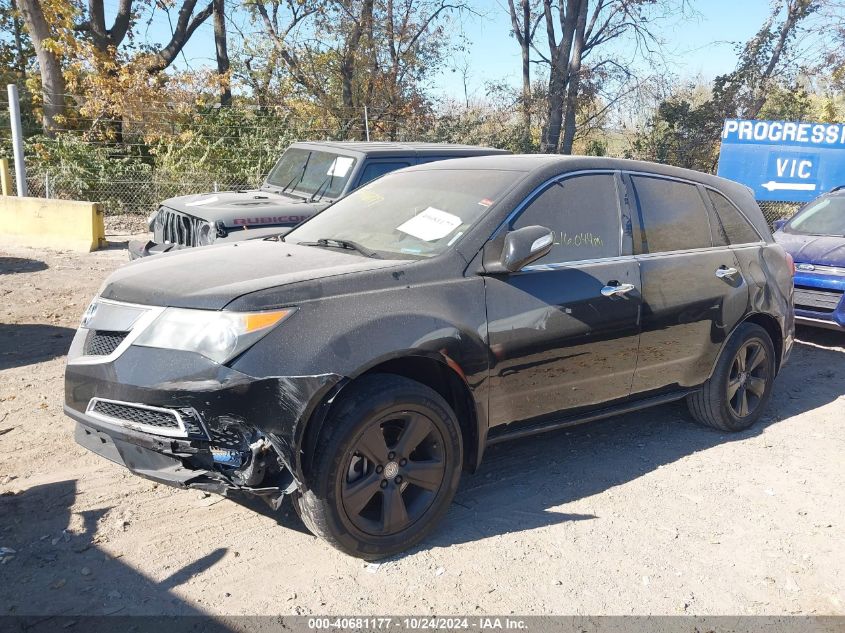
761, 181, 817, 192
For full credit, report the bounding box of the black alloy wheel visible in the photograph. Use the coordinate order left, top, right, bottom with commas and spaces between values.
293, 374, 463, 559
686, 322, 776, 432
342, 411, 446, 536
726, 340, 769, 418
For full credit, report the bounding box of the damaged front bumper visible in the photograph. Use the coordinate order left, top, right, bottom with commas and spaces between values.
65, 345, 342, 508
66, 405, 299, 508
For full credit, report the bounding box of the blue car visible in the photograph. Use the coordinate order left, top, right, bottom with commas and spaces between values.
774, 188, 845, 331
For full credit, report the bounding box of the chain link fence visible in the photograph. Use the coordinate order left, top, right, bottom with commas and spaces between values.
19, 169, 261, 216
758, 200, 802, 227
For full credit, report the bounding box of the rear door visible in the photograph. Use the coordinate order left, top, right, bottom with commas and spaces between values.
484, 171, 642, 427
625, 173, 749, 395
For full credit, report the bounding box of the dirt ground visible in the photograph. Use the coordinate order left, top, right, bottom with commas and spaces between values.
1, 225, 844, 618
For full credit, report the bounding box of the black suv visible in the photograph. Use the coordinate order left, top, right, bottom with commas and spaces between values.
65, 156, 794, 559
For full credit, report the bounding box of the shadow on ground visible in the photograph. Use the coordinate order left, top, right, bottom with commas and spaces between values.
0, 257, 48, 275
230, 492, 311, 535
0, 480, 235, 630
795, 324, 845, 348
422, 326, 845, 550
0, 324, 75, 370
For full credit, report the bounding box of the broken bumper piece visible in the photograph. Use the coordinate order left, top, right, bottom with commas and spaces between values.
66, 405, 296, 508
127, 239, 185, 260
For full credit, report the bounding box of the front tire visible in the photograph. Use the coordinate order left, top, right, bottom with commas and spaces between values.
293, 374, 463, 559
687, 322, 776, 432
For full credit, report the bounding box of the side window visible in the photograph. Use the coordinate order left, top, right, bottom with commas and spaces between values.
512, 173, 621, 264
630, 176, 713, 253
707, 190, 761, 245
357, 162, 411, 187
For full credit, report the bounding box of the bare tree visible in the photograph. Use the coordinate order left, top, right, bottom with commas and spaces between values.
742, 0, 818, 118
250, 0, 327, 102
538, 0, 580, 152
507, 0, 538, 140
143, 0, 215, 73
75, 0, 214, 74
516, 0, 684, 153
560, 0, 587, 153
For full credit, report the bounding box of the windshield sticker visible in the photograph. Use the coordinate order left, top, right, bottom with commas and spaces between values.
397, 207, 462, 241
185, 196, 219, 207
357, 190, 385, 207
327, 156, 355, 178
478, 198, 493, 207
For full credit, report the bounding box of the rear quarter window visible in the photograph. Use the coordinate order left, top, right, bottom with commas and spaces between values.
630, 176, 713, 253
706, 189, 761, 245
357, 161, 411, 188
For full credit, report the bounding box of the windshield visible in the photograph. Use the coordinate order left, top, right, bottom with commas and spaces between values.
785, 197, 845, 237
285, 169, 524, 259
264, 148, 356, 199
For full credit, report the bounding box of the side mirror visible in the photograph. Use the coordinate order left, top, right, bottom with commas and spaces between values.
491, 225, 554, 273
772, 219, 787, 232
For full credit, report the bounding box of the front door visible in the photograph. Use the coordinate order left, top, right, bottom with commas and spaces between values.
484, 171, 642, 428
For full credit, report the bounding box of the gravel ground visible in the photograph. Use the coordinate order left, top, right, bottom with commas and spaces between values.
1, 231, 843, 618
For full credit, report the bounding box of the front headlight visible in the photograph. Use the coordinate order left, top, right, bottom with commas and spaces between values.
197, 221, 217, 246
133, 307, 295, 364
147, 209, 161, 232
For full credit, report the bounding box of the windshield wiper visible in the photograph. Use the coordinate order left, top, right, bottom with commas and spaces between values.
309, 170, 335, 203
279, 151, 312, 198
299, 238, 381, 259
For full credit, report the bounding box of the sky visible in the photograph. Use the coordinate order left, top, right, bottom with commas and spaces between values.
428, 0, 773, 100
110, 0, 775, 101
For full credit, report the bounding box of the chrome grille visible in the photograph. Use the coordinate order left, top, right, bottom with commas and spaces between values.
794, 286, 843, 314
154, 207, 206, 247
84, 330, 128, 356
91, 400, 180, 430
87, 399, 187, 437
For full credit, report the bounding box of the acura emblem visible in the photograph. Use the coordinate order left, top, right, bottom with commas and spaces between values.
81, 301, 99, 328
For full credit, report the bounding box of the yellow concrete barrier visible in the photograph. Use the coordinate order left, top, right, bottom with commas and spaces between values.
0, 195, 105, 252
0, 159, 11, 196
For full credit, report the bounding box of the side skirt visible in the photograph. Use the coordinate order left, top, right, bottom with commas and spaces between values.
485, 390, 696, 446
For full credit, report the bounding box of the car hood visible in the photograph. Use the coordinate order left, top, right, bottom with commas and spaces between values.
99, 239, 404, 309
161, 189, 331, 227
774, 231, 845, 267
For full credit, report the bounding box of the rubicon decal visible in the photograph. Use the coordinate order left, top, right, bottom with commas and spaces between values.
234, 216, 308, 225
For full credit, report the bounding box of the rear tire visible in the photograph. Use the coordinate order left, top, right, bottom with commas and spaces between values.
293, 374, 463, 559
686, 322, 776, 432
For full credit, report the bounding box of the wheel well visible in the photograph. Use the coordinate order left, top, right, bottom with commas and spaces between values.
742, 313, 784, 372
299, 356, 479, 482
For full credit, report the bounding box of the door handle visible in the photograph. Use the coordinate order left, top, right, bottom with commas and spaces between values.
601, 282, 636, 297
715, 266, 739, 279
